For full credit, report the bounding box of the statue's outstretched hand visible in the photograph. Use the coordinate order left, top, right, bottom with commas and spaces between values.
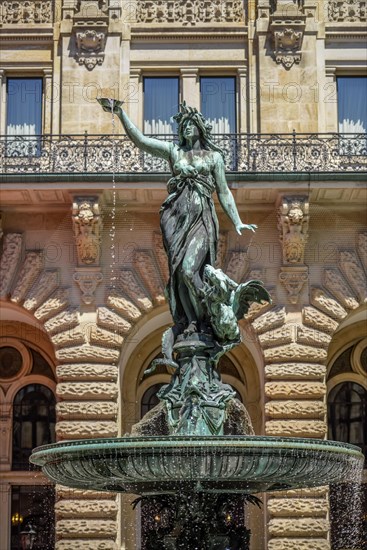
235, 223, 257, 235
97, 98, 124, 114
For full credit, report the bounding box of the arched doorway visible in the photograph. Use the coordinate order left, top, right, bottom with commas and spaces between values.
327, 317, 367, 549
120, 315, 265, 550
0, 319, 57, 550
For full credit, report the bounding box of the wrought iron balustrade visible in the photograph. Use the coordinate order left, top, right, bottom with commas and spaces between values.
0, 132, 366, 175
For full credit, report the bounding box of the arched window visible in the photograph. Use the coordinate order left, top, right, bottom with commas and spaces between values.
141, 383, 165, 418
327, 338, 367, 549
12, 384, 56, 470
328, 382, 367, 458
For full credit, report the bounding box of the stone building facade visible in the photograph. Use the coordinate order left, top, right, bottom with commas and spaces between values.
0, 0, 366, 548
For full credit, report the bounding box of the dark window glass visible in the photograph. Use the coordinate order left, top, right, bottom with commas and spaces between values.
30, 350, 55, 381
6, 77, 43, 156
328, 346, 353, 379
0, 346, 23, 379
11, 485, 55, 550
337, 77, 367, 133
141, 383, 165, 418
143, 77, 179, 134
200, 77, 236, 133
328, 382, 367, 549
12, 384, 56, 470
328, 382, 367, 458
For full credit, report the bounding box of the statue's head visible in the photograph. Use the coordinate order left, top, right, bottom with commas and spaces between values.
173, 101, 224, 157
288, 202, 304, 223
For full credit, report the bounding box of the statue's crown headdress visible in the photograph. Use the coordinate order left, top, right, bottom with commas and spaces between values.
173, 101, 213, 134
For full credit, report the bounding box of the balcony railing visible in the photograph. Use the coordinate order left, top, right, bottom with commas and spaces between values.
0, 133, 366, 175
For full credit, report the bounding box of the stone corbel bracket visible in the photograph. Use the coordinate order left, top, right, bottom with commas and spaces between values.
73, 268, 103, 305
277, 196, 309, 265
279, 266, 308, 304
72, 195, 103, 306
72, 1, 108, 70
270, 16, 306, 69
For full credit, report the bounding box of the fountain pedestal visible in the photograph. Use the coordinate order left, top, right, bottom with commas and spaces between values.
157, 333, 236, 436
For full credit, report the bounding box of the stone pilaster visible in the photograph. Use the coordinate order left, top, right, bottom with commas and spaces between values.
180, 68, 200, 111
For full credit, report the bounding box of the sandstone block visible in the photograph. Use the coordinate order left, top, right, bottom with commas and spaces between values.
265, 382, 326, 399
268, 518, 328, 537
268, 498, 328, 517
56, 420, 118, 439
268, 539, 329, 550
56, 401, 118, 420
56, 364, 118, 382
265, 420, 327, 438
57, 382, 118, 400
55, 499, 117, 519
265, 363, 326, 380
265, 400, 325, 419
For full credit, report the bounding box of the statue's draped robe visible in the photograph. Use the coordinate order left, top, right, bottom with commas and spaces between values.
160, 148, 219, 327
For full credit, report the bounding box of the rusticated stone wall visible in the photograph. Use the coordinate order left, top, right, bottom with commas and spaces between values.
0, 233, 120, 549
258, 231, 367, 550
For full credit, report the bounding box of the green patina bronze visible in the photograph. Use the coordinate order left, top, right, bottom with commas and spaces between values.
29, 100, 365, 550
98, 98, 271, 437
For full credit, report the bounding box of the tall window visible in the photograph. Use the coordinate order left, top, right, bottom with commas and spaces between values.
200, 77, 236, 134
6, 77, 43, 155
12, 384, 56, 470
337, 77, 367, 133
328, 339, 367, 549
143, 77, 179, 134
328, 382, 367, 457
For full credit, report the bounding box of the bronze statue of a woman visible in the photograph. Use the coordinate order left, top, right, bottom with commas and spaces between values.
99, 100, 256, 339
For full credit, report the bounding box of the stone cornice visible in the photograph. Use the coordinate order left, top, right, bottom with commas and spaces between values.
131, 28, 247, 41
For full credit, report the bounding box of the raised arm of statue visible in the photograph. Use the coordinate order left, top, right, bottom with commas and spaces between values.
213, 152, 257, 235
98, 99, 171, 161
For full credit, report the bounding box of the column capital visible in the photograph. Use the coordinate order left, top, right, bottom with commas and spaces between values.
180, 68, 199, 78
325, 66, 337, 78
237, 67, 248, 78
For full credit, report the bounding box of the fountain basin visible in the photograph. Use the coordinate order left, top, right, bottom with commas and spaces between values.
30, 436, 364, 495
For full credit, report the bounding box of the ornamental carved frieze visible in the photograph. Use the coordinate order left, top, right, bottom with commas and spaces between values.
0, 0, 53, 24
72, 198, 102, 266
278, 196, 309, 264
135, 0, 245, 25
328, 0, 366, 22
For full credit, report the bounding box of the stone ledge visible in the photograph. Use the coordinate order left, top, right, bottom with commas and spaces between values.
268, 498, 328, 517
268, 518, 329, 537
265, 420, 327, 438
